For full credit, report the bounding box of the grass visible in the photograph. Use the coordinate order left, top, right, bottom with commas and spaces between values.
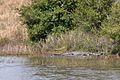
0, 0, 31, 55
38, 29, 114, 55
30, 55, 120, 69
0, 0, 29, 40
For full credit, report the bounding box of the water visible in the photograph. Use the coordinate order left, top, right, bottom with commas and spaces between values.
0, 56, 120, 80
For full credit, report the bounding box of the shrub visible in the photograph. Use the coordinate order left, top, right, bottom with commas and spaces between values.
102, 1, 120, 55
76, 0, 114, 32
20, 0, 78, 42
20, 0, 115, 42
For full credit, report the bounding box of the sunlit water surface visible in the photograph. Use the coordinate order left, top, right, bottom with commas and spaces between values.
0, 56, 120, 80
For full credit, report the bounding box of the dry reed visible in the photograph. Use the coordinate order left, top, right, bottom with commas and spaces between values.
0, 0, 31, 55
39, 30, 114, 54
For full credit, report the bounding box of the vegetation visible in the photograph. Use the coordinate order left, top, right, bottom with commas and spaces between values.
20, 0, 78, 42
20, 0, 120, 55
0, 0, 30, 55
0, 0, 120, 56
20, 0, 114, 41
75, 0, 114, 31
102, 2, 120, 55
39, 30, 112, 54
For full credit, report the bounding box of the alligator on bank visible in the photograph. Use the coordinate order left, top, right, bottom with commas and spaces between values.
48, 51, 103, 58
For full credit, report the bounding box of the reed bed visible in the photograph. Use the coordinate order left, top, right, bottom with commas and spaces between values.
39, 30, 114, 55
0, 0, 29, 40
0, 43, 28, 55
0, 0, 31, 55
30, 55, 120, 69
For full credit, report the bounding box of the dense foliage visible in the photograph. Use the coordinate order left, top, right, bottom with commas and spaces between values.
21, 0, 114, 41
76, 0, 114, 31
20, 0, 77, 42
102, 2, 120, 55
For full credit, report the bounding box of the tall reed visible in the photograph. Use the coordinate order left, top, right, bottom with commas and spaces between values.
39, 30, 114, 55
0, 0, 31, 55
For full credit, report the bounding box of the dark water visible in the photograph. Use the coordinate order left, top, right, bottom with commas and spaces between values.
0, 56, 120, 80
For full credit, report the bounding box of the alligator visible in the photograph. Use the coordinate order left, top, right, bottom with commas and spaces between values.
49, 51, 102, 58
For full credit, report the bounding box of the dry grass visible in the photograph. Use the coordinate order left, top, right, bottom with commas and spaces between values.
0, 0, 30, 41
39, 30, 114, 54
0, 0, 32, 54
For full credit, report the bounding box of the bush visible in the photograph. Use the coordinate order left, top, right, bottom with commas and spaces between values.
75, 0, 114, 32
20, 0, 78, 42
102, 2, 120, 55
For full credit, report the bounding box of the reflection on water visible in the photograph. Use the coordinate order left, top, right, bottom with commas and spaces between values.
0, 56, 120, 80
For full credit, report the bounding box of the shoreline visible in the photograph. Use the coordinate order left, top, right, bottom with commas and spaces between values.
0, 51, 119, 60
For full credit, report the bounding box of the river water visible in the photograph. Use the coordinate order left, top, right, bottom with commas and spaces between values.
0, 56, 120, 80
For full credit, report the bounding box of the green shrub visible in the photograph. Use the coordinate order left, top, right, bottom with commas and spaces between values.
102, 2, 120, 55
20, 0, 77, 42
76, 0, 114, 32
